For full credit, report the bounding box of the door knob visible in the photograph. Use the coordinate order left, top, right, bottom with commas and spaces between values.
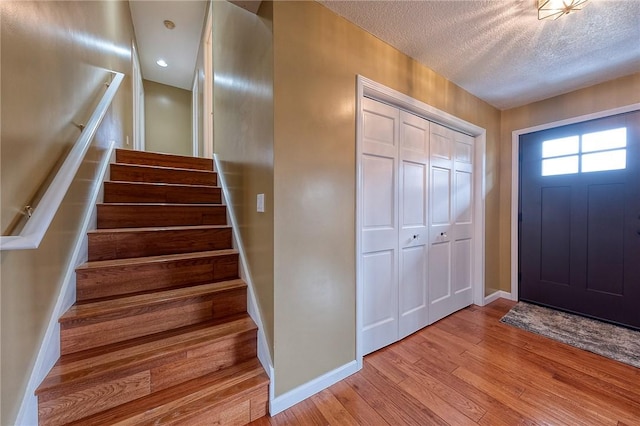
412, 234, 420, 240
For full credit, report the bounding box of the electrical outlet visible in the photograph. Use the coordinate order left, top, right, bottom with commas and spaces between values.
257, 194, 265, 213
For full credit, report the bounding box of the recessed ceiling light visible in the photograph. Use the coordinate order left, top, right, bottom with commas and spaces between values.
156, 59, 168, 68
164, 20, 175, 30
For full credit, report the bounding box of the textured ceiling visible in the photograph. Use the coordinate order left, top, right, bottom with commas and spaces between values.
319, 0, 640, 109
129, 1, 207, 90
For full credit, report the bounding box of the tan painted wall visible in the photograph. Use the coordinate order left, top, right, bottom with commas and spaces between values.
211, 1, 275, 356
0, 1, 134, 423
271, 1, 501, 396
144, 79, 192, 156
498, 73, 640, 292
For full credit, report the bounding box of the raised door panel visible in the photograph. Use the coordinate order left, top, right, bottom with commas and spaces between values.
363, 98, 398, 158
362, 155, 396, 252
453, 239, 472, 294
362, 250, 398, 354
399, 244, 428, 338
429, 242, 451, 302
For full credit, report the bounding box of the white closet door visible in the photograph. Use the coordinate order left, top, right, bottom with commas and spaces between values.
361, 97, 400, 355
452, 131, 474, 311
398, 111, 429, 339
428, 123, 474, 323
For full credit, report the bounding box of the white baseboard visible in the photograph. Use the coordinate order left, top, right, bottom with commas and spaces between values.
14, 143, 115, 426
269, 360, 359, 416
212, 154, 274, 377
484, 290, 514, 305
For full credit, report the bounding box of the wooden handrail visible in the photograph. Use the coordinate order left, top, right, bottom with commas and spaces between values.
0, 71, 124, 251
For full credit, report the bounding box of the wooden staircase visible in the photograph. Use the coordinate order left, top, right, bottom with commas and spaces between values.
36, 150, 269, 426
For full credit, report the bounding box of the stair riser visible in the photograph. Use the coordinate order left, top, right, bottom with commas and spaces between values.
61, 288, 247, 355
115, 149, 213, 171
97, 204, 227, 229
38, 330, 257, 426
88, 227, 233, 261
76, 254, 239, 302
103, 181, 222, 204
150, 331, 257, 392
111, 164, 217, 186
157, 384, 268, 426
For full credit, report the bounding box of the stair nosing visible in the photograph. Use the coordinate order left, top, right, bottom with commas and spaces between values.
60, 279, 247, 323
97, 202, 225, 207
104, 180, 220, 189
88, 224, 232, 235
115, 149, 214, 167
76, 249, 238, 270
37, 314, 257, 395
112, 163, 217, 174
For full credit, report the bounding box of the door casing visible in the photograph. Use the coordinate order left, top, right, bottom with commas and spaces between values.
356, 75, 486, 365
509, 103, 640, 301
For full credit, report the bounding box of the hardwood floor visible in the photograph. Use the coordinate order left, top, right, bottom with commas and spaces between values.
252, 299, 640, 425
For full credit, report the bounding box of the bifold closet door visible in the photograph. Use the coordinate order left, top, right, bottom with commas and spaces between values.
361, 98, 400, 355
428, 123, 474, 324
360, 98, 430, 355
397, 111, 429, 340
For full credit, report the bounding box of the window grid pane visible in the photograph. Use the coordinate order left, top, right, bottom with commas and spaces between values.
582, 128, 627, 153
542, 136, 580, 158
542, 156, 579, 176
581, 150, 626, 173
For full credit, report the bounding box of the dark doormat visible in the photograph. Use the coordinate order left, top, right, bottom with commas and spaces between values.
501, 302, 640, 369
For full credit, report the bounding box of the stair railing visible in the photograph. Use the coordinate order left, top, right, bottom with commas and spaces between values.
0, 71, 125, 251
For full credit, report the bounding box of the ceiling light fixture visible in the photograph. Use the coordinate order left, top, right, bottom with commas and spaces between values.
163, 20, 175, 30
538, 0, 589, 20
156, 59, 168, 68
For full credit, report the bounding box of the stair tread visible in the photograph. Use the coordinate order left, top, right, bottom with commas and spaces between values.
115, 149, 214, 171
112, 163, 217, 174
88, 224, 231, 235
97, 202, 223, 207
77, 249, 238, 270
60, 279, 246, 323
66, 359, 268, 426
104, 180, 219, 189
37, 313, 257, 394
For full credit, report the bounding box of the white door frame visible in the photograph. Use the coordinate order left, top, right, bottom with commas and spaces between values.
192, 72, 200, 157
509, 102, 640, 302
356, 75, 486, 366
132, 41, 145, 151
202, 3, 214, 159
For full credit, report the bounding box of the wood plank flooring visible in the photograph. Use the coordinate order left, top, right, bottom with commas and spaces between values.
253, 299, 640, 425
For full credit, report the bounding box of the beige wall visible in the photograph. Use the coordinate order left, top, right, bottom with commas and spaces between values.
211, 0, 275, 357
144, 79, 192, 156
271, 1, 501, 396
498, 72, 640, 293
0, 1, 135, 423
